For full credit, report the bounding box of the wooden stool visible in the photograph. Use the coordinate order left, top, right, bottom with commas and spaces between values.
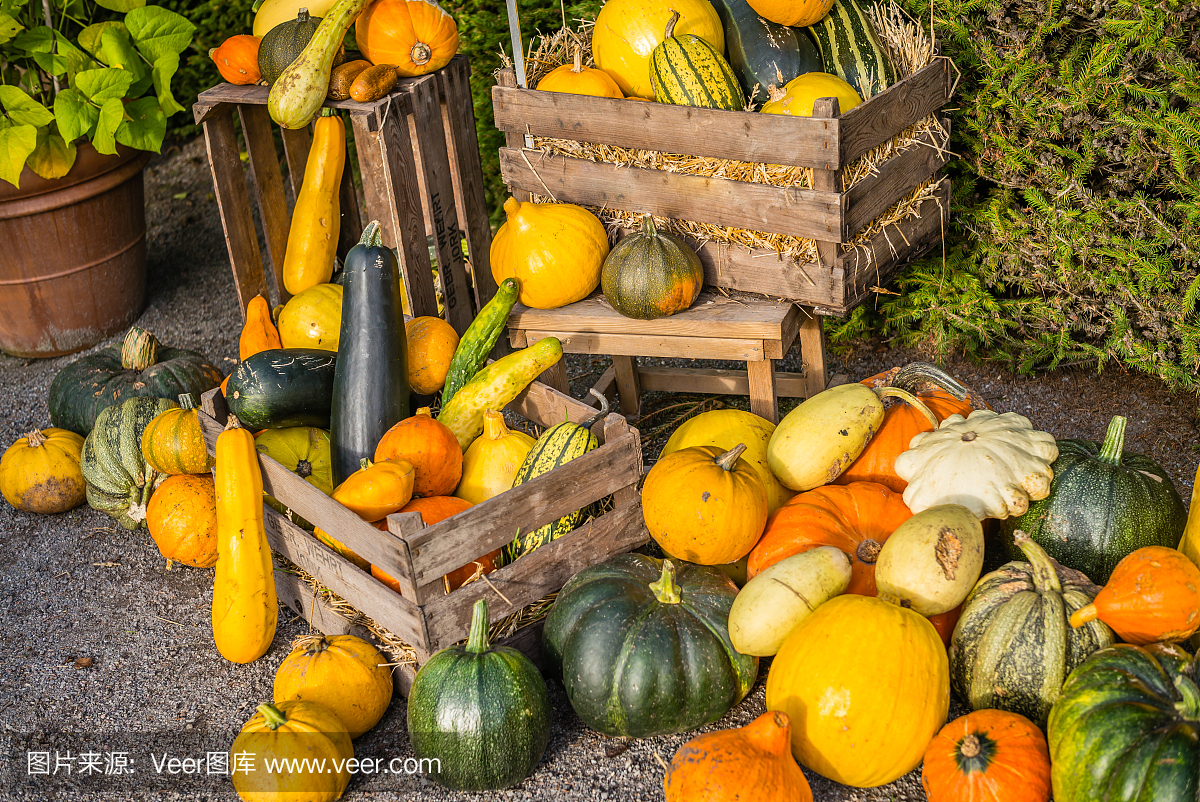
506, 292, 827, 424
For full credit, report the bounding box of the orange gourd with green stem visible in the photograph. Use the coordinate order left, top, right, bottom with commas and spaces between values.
537, 47, 623, 97
355, 0, 459, 77
922, 710, 1051, 802
282, 109, 345, 295
231, 701, 352, 800
1068, 546, 1200, 644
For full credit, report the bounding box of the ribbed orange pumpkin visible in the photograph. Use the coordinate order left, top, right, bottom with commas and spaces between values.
1068, 546, 1200, 644
239, 294, 282, 361
664, 711, 813, 802
537, 48, 623, 98
355, 0, 459, 77
141, 393, 213, 475
146, 474, 219, 567
746, 0, 834, 26
922, 710, 1051, 802
373, 407, 462, 497
372, 496, 500, 592
273, 633, 393, 738
209, 34, 261, 85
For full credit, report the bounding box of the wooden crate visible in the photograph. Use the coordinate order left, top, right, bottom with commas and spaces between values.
492, 58, 953, 315
193, 54, 496, 334
197, 382, 647, 695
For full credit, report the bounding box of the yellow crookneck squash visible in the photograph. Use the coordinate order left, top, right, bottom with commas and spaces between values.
282, 110, 345, 296
213, 415, 278, 664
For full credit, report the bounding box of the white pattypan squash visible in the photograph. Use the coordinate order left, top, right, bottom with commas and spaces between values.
894, 410, 1058, 520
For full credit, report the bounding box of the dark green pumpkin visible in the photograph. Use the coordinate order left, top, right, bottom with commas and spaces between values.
80, 396, 179, 529
710, 0, 824, 104
601, 215, 704, 320
950, 532, 1114, 728
543, 555, 757, 738
407, 598, 551, 791
998, 415, 1187, 584
226, 348, 338, 430
48, 327, 223, 436
1048, 643, 1199, 802
258, 8, 322, 85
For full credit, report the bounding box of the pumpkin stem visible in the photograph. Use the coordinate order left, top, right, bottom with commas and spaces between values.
961, 431, 978, 442
714, 443, 748, 472
357, 221, 383, 248
410, 40, 432, 66
1174, 672, 1200, 720
1013, 530, 1063, 594
1098, 415, 1126, 466
579, 388, 611, 430
291, 633, 330, 655
1068, 603, 1099, 628
295, 459, 313, 479
121, 326, 159, 371
892, 362, 986, 408
638, 213, 658, 239
417, 407, 433, 417
571, 46, 584, 73
257, 703, 288, 731
663, 10, 680, 39
649, 560, 682, 604
177, 393, 198, 411
959, 733, 981, 758
483, 409, 509, 440
856, 538, 882, 565
877, 387, 939, 429
465, 597, 492, 654
223, 414, 243, 431
24, 429, 46, 448
359, 457, 371, 471
319, 107, 336, 117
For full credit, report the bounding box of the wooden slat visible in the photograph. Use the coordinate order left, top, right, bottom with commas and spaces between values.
509, 376, 615, 429
811, 98, 843, 274
844, 124, 950, 236
403, 432, 643, 583
692, 239, 844, 305
496, 70, 532, 203
203, 114, 269, 317
193, 100, 235, 125
492, 73, 841, 169
637, 366, 810, 398
499, 148, 845, 241
521, 329, 766, 361
280, 126, 312, 201
839, 59, 953, 165
537, 359, 570, 394
590, 364, 618, 407
799, 310, 827, 397
766, 303, 801, 360
238, 104, 291, 305
747, 360, 779, 423
336, 124, 363, 261
196, 82, 406, 116
613, 355, 641, 416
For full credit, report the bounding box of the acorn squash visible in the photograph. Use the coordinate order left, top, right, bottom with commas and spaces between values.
602, 214, 703, 320
81, 396, 179, 529
258, 7, 322, 85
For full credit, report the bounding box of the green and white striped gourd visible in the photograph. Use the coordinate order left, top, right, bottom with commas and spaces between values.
650, 12, 745, 110
806, 0, 899, 99
81, 396, 179, 529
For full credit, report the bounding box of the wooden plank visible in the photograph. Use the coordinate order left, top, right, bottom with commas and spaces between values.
603, 415, 642, 509
766, 303, 801, 360
839, 59, 952, 165
509, 376, 617, 428
747, 360, 779, 423
798, 309, 827, 398
420, 500, 649, 650
496, 70, 532, 202
196, 82, 404, 116
280, 126, 312, 201
336, 123, 363, 261
811, 98, 843, 274
844, 124, 950, 237
238, 104, 291, 305
692, 238, 844, 305
520, 329, 766, 361
537, 359, 569, 394
590, 364, 617, 407
637, 366, 810, 398
492, 74, 841, 170
193, 100, 235, 126
203, 115, 269, 317
403, 432, 643, 583
613, 355, 641, 416
499, 147, 846, 241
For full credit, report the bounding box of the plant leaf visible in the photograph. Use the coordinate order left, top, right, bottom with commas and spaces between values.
74, 67, 136, 103
92, 97, 124, 155
32, 34, 92, 78
115, 95, 164, 152
125, 5, 195, 62
27, 126, 77, 180
0, 123, 37, 187
93, 0, 145, 11
150, 52, 182, 116
96, 25, 146, 83
78, 21, 125, 56
53, 87, 99, 142
0, 10, 23, 44
0, 85, 54, 127
10, 24, 52, 53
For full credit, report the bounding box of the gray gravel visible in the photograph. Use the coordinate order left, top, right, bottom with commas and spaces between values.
1, 136, 1196, 800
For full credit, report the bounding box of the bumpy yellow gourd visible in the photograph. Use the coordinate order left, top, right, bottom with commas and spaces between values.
0, 428, 86, 513
455, 410, 536, 505
212, 416, 278, 664
273, 634, 393, 738
490, 198, 609, 309
282, 111, 345, 295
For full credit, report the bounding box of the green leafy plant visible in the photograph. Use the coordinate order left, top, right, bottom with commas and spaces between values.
0, 0, 195, 186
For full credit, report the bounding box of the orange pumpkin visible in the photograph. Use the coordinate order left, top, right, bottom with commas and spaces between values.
141, 393, 213, 475
664, 711, 813, 802
146, 474, 219, 567
536, 48, 623, 98
404, 316, 458, 395
209, 34, 261, 85
355, 0, 459, 77
239, 294, 283, 361
331, 457, 416, 521
372, 495, 499, 592
373, 407, 462, 497
1068, 546, 1200, 644
922, 710, 1051, 802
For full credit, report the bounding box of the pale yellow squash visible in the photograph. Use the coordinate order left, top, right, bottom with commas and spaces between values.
874, 503, 984, 615
455, 410, 536, 505
592, 0, 723, 99
273, 634, 393, 738
767, 383, 885, 491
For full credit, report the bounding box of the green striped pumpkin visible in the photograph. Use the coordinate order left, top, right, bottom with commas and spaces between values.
651, 12, 745, 110
81, 396, 180, 530
499, 395, 610, 565
806, 0, 899, 100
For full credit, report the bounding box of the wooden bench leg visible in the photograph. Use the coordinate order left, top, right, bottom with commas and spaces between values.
539, 359, 569, 395
612, 355, 641, 417
799, 310, 827, 399
747, 359, 778, 423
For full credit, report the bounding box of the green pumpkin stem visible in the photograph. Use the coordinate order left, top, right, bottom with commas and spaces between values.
359, 457, 372, 471
639, 213, 658, 239
121, 326, 159, 371
177, 393, 197, 411
257, 703, 288, 730
319, 107, 336, 117
358, 220, 383, 248
876, 387, 939, 429
715, 443, 748, 472
1012, 530, 1063, 594
649, 560, 682, 604
465, 598, 492, 654
1098, 416, 1126, 466
1174, 672, 1200, 721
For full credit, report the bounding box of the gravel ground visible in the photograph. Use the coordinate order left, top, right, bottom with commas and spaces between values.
1, 136, 1198, 801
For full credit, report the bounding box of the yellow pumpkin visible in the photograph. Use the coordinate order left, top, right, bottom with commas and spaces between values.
761, 72, 862, 117
455, 410, 536, 505
746, 0, 834, 27
592, 0, 724, 99
331, 458, 416, 522
490, 198, 610, 309
273, 634, 393, 738
355, 0, 459, 77
231, 701, 352, 801
766, 594, 949, 787
277, 283, 343, 350
642, 443, 769, 565
0, 428, 86, 513
537, 48, 623, 98
404, 316, 459, 395
141, 393, 213, 475
252, 0, 339, 37
661, 409, 793, 513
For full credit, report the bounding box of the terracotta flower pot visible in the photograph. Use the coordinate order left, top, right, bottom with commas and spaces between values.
0, 143, 152, 358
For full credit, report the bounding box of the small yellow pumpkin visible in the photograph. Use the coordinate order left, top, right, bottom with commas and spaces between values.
490, 198, 610, 309
141, 393, 213, 475
277, 283, 343, 351
231, 701, 352, 801
331, 457, 416, 522
642, 443, 769, 565
273, 634, 393, 738
404, 316, 459, 395
0, 428, 86, 513
760, 72, 862, 117
455, 410, 536, 505
537, 48, 623, 98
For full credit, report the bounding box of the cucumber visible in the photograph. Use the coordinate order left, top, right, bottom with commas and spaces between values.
226, 348, 338, 429
442, 278, 520, 407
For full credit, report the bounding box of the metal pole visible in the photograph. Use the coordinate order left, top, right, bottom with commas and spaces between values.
504, 0, 534, 148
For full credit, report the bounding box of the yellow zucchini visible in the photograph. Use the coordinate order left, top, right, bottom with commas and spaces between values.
282, 110, 344, 296
268, 0, 370, 128
1181, 461, 1200, 569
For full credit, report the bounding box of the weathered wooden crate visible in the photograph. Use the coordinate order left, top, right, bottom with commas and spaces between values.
492, 58, 953, 315
197, 382, 646, 695
193, 54, 496, 334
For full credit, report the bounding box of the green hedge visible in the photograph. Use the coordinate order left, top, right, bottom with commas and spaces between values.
162, 0, 256, 138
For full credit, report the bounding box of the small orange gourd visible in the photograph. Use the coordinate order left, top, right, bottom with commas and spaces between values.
404, 316, 459, 395
141, 393, 213, 475
371, 496, 499, 592
355, 0, 459, 77
373, 407, 462, 498
922, 710, 1051, 802
273, 634, 393, 738
239, 294, 283, 361
210, 34, 262, 85
1068, 545, 1200, 644
146, 474, 219, 568
664, 711, 813, 802
537, 48, 623, 98
331, 457, 416, 522
0, 428, 86, 513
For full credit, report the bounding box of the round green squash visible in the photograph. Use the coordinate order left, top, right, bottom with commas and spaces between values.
998, 415, 1186, 584
1049, 643, 1199, 802
543, 554, 757, 738
950, 531, 1114, 728
407, 598, 551, 791
254, 426, 333, 530
601, 214, 704, 320
81, 396, 179, 529
258, 8, 322, 85
48, 326, 223, 437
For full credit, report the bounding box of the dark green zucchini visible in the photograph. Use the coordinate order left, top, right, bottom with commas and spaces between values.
330, 222, 410, 483
226, 348, 337, 429
710, 0, 823, 104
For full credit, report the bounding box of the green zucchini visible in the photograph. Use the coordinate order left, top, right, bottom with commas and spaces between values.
806, 0, 899, 99
226, 348, 338, 430
442, 278, 520, 407
499, 391, 610, 566
651, 12, 746, 110
710, 0, 824, 104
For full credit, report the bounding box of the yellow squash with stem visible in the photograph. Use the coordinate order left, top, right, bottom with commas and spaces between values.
213, 415, 278, 664
282, 110, 345, 295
